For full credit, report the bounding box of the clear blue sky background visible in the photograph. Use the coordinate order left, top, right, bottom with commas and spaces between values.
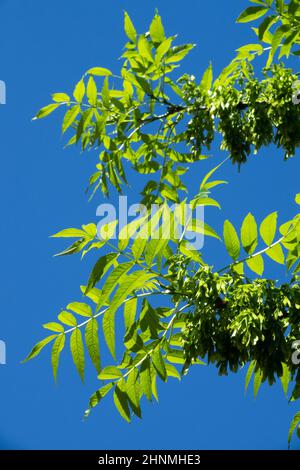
0, 0, 299, 450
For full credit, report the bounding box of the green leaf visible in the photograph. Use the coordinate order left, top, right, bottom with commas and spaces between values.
51, 334, 66, 381
246, 255, 264, 275
200, 62, 213, 91
165, 363, 181, 380
51, 227, 87, 238
236, 6, 268, 23
103, 271, 157, 359
187, 220, 220, 240
33, 103, 60, 120
290, 382, 300, 402
73, 79, 85, 104
101, 77, 110, 108
245, 360, 256, 393
280, 363, 290, 397
118, 215, 148, 251
191, 197, 220, 209
272, 25, 289, 55
131, 224, 150, 259
98, 366, 122, 380
102, 310, 116, 360
232, 261, 244, 275
179, 240, 204, 264
156, 37, 173, 61
23, 335, 57, 362
241, 213, 258, 254
149, 13, 165, 44
204, 180, 227, 190
54, 239, 89, 257
140, 356, 152, 401
223, 220, 240, 261
166, 349, 185, 364
126, 369, 141, 418
58, 311, 77, 326
236, 43, 264, 56
52, 93, 70, 103
87, 67, 112, 76
288, 412, 300, 448
85, 318, 101, 373
67, 302, 92, 317
144, 213, 171, 266
110, 272, 157, 316
124, 298, 137, 332
85, 253, 118, 294
260, 212, 277, 246
253, 368, 263, 398
124, 12, 137, 43
89, 382, 114, 409
62, 105, 80, 134
138, 36, 153, 62
266, 244, 285, 264
152, 349, 167, 382
81, 285, 101, 304
200, 159, 226, 190
98, 220, 118, 240
134, 75, 153, 96
98, 262, 134, 307
43, 322, 64, 333
87, 76, 97, 106
258, 15, 278, 41
151, 366, 159, 401
165, 44, 195, 63
114, 382, 131, 422
70, 328, 85, 382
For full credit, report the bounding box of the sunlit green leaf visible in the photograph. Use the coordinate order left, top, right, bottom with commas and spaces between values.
260, 212, 277, 246
241, 213, 258, 254
124, 12, 137, 43
51, 334, 66, 381
70, 328, 85, 382
237, 6, 268, 23
223, 220, 240, 261
23, 335, 57, 362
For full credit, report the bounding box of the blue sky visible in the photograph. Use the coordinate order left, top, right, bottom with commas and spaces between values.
0, 0, 299, 450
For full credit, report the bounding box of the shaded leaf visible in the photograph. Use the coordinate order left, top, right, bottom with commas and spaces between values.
237, 6, 268, 23
86, 253, 118, 294
245, 360, 256, 393
254, 368, 263, 398
288, 412, 300, 448
114, 382, 131, 422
